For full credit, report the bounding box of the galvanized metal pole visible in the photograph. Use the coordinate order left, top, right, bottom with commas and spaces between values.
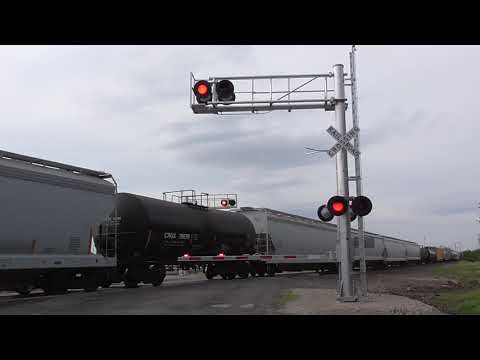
350, 46, 367, 297
333, 64, 356, 301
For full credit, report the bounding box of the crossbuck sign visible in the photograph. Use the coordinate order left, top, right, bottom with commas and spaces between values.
326, 125, 360, 158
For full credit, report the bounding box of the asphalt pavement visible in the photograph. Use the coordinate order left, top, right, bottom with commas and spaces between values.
0, 271, 335, 315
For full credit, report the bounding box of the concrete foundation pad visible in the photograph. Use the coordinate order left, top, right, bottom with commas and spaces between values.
278, 288, 444, 315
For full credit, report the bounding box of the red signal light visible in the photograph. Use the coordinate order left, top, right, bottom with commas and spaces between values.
332, 202, 345, 212
197, 83, 208, 96
193, 80, 212, 104
327, 195, 348, 216
220, 199, 228, 207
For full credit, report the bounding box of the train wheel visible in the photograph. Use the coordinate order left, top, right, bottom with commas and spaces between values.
152, 266, 166, 287
238, 272, 249, 279
84, 282, 99, 292
15, 283, 33, 296
250, 271, 256, 278
221, 274, 228, 280
205, 266, 215, 280
83, 272, 99, 292
101, 281, 112, 288
124, 280, 139, 288
266, 265, 276, 277
226, 273, 236, 280
124, 266, 140, 288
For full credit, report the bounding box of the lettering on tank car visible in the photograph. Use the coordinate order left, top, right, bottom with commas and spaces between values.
164, 233, 192, 240
163, 239, 186, 247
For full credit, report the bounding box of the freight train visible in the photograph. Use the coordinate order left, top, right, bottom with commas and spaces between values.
0, 150, 461, 296
179, 207, 444, 278
96, 196, 460, 285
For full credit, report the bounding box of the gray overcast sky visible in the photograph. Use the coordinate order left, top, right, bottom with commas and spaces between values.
1, 45, 479, 250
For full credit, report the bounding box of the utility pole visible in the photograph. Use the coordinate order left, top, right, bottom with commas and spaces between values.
349, 45, 367, 297
333, 64, 355, 301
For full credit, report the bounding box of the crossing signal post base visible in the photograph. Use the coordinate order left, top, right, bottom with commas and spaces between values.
337, 296, 359, 303
337, 278, 359, 303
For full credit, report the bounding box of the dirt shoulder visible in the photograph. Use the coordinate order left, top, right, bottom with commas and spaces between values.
278, 288, 443, 315
366, 262, 480, 314
276, 262, 479, 315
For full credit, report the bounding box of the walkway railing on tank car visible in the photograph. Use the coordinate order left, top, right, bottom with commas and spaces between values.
162, 190, 238, 209
163, 190, 209, 207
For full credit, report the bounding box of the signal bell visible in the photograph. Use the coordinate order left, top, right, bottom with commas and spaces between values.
194, 80, 212, 104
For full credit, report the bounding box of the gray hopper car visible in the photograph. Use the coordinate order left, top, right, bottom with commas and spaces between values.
0, 150, 116, 295
236, 207, 421, 272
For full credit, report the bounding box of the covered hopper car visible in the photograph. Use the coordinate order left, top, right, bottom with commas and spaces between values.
0, 150, 117, 295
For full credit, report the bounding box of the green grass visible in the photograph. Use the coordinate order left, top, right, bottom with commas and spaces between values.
433, 261, 480, 287
462, 249, 480, 262
432, 289, 480, 315
277, 290, 300, 306
431, 261, 480, 314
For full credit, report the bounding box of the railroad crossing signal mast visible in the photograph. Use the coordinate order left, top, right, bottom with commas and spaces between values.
349, 45, 368, 297
189, 51, 363, 301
